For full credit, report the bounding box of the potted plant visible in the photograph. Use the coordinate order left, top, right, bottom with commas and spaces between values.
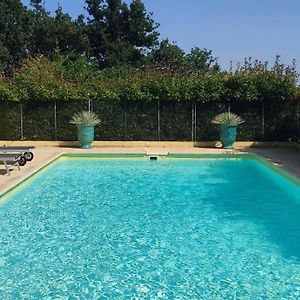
70, 111, 101, 149
212, 112, 244, 149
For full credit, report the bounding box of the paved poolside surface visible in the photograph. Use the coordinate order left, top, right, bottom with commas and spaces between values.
247, 147, 300, 178
1, 146, 300, 195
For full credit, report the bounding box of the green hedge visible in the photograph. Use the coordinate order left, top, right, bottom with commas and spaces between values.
22, 102, 55, 140
0, 56, 298, 105
92, 100, 125, 141
0, 56, 299, 142
160, 102, 193, 141
0, 102, 20, 140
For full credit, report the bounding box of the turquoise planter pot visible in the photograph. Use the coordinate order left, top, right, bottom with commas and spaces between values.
220, 125, 237, 149
77, 125, 95, 149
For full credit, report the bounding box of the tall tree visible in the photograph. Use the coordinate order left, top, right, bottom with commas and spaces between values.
126, 0, 159, 64
0, 0, 28, 72
85, 0, 107, 64
27, 1, 87, 58
27, 0, 57, 56
185, 47, 220, 72
85, 0, 159, 68
147, 39, 185, 68
147, 41, 220, 73
53, 6, 87, 56
127, 0, 158, 48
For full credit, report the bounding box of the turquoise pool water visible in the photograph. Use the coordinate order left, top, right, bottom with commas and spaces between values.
1, 156, 300, 299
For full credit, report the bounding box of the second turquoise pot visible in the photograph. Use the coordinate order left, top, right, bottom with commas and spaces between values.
220, 125, 237, 149
77, 125, 95, 149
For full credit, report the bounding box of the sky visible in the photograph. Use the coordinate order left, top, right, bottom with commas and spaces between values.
21, 0, 300, 72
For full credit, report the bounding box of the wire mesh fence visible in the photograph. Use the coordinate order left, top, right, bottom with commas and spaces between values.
0, 100, 299, 142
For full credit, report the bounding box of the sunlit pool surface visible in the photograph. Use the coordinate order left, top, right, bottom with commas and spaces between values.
1, 156, 300, 299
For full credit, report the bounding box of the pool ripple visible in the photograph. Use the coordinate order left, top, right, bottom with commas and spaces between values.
0, 158, 300, 299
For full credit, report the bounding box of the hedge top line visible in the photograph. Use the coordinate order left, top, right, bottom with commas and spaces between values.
0, 56, 299, 103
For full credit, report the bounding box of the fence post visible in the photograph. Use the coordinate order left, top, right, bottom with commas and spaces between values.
157, 99, 161, 141
298, 102, 300, 142
54, 102, 57, 141
194, 102, 197, 142
88, 99, 91, 112
191, 103, 194, 141
261, 101, 265, 141
124, 100, 127, 141
20, 104, 24, 140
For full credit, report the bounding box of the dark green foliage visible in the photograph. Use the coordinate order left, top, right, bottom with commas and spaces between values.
0, 102, 21, 140
27, 2, 86, 58
0, 0, 159, 70
0, 0, 29, 72
85, 0, 159, 67
160, 102, 192, 141
27, 0, 56, 56
186, 48, 220, 72
128, 0, 159, 48
196, 103, 226, 141
147, 41, 220, 73
22, 101, 54, 140
0, 55, 298, 107
53, 7, 87, 55
92, 100, 125, 140
126, 101, 158, 140
147, 39, 185, 68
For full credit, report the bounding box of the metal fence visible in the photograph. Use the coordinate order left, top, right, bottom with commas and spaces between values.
0, 100, 299, 141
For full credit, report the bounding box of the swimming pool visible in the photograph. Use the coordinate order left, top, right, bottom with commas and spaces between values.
1, 154, 300, 299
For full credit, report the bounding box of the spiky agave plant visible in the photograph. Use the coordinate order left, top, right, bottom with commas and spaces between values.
70, 111, 101, 126
212, 112, 244, 126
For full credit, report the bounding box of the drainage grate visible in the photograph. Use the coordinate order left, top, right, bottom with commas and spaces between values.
149, 156, 158, 161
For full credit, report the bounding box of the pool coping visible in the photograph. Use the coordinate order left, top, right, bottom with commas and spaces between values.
1, 151, 300, 202
0, 153, 63, 200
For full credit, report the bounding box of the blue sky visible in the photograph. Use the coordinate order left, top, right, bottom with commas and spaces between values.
21, 0, 300, 72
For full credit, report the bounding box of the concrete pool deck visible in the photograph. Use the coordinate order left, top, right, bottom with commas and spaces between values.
1, 146, 300, 195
